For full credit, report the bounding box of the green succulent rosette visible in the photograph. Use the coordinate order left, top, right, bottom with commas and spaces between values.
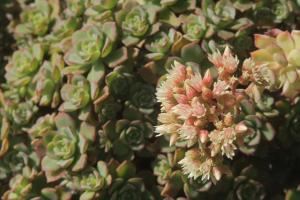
153, 154, 173, 185
99, 119, 153, 160
183, 176, 213, 198
26, 114, 56, 139
254, 93, 279, 118
116, 119, 153, 151
116, 1, 159, 46
4, 43, 44, 98
238, 115, 275, 155
39, 113, 95, 182
228, 176, 265, 200
6, 101, 38, 127
85, 0, 118, 23
59, 75, 90, 113
120, 6, 150, 41
65, 161, 112, 200
109, 178, 154, 200
251, 30, 300, 99
114, 119, 153, 160
152, 150, 186, 197
0, 140, 40, 181
106, 70, 134, 100
181, 14, 207, 42
145, 30, 175, 60
253, 0, 290, 25
13, 0, 59, 39
202, 0, 236, 28
63, 22, 117, 71
227, 166, 266, 200
95, 91, 122, 124
129, 82, 156, 114
3, 174, 33, 200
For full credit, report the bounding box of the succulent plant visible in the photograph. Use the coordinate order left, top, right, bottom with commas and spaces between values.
38, 112, 95, 182
85, 0, 118, 23
6, 101, 38, 127
0, 140, 40, 181
95, 89, 122, 124
128, 82, 156, 113
227, 166, 266, 200
59, 75, 90, 113
11, 0, 59, 40
4, 43, 44, 99
99, 119, 153, 161
253, 0, 290, 26
109, 177, 155, 200
181, 14, 206, 42
26, 114, 56, 139
106, 70, 134, 99
63, 22, 117, 73
238, 115, 275, 155
202, 0, 236, 28
249, 30, 300, 99
64, 161, 112, 200
145, 30, 174, 60
116, 119, 153, 151
228, 176, 266, 200
116, 1, 159, 46
3, 173, 34, 200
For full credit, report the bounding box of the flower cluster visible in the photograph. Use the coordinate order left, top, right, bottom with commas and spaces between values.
156, 48, 249, 182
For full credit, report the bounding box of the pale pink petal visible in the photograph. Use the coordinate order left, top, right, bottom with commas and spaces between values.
172, 104, 192, 119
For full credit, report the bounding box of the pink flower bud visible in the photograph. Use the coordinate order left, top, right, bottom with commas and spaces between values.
203, 70, 213, 87
199, 130, 209, 143
202, 87, 213, 101
174, 94, 188, 104
184, 81, 197, 100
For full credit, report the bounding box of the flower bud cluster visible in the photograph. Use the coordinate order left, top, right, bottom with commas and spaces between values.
156, 48, 248, 181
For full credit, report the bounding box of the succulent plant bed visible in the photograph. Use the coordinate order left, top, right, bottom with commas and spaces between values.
1, 0, 300, 199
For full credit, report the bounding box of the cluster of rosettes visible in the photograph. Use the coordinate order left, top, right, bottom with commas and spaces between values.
156, 48, 249, 182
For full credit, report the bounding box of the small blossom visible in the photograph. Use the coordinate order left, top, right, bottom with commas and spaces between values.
179, 149, 215, 181
188, 72, 203, 92
171, 104, 192, 120
166, 61, 187, 85
156, 54, 248, 181
179, 123, 198, 141
155, 123, 179, 136
190, 97, 206, 118
209, 127, 237, 159
208, 46, 239, 80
